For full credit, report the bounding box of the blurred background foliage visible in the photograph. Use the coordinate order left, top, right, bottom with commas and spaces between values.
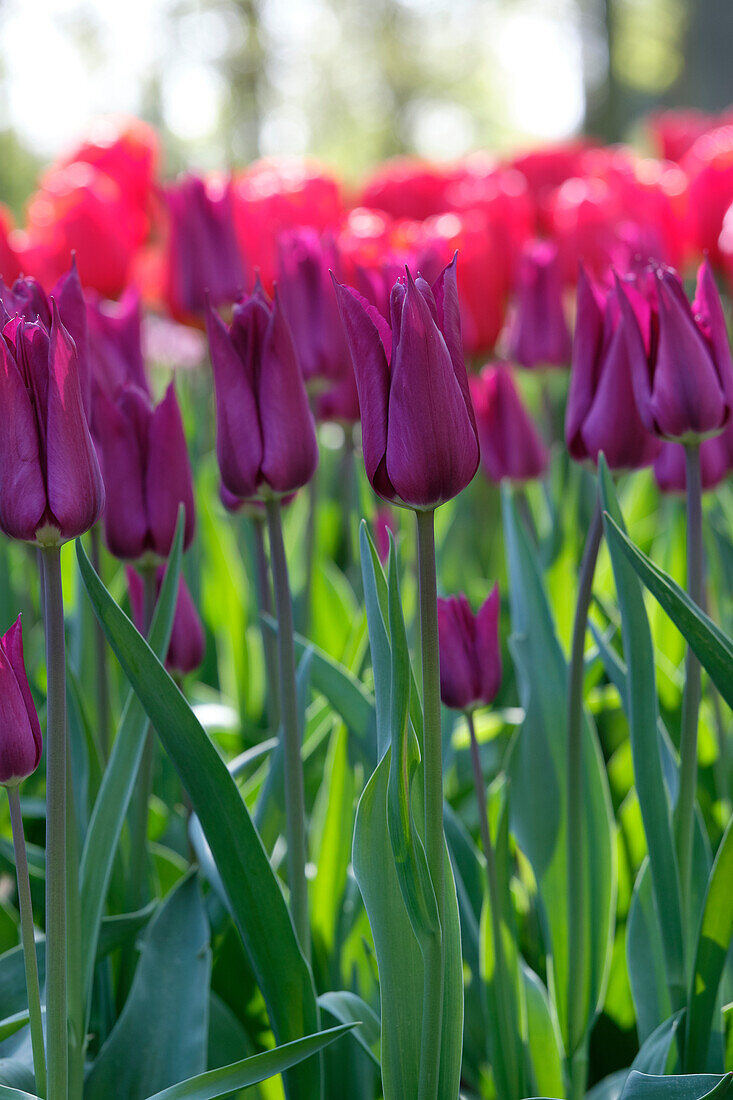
1, 0, 733, 215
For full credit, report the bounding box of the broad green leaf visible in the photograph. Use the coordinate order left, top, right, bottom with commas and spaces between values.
599, 459, 685, 1004
94, 902, 156, 959
631, 1012, 684, 1075
619, 1071, 732, 1100
86, 875, 211, 1100
602, 513, 733, 709
523, 962, 565, 1099
76, 540, 322, 1100
0, 1086, 38, 1099
317, 992, 380, 1066
311, 726, 355, 963
359, 522, 396, 762
0, 1017, 28, 1045
686, 818, 733, 1071
502, 486, 616, 1052
627, 862, 674, 1043
143, 1025, 353, 1100
79, 515, 184, 1014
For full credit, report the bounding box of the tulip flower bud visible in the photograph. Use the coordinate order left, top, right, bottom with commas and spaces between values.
469, 364, 548, 483
654, 436, 728, 495
334, 256, 479, 510
93, 380, 195, 561
0, 300, 104, 545
0, 617, 42, 787
505, 240, 571, 368
87, 287, 148, 403
165, 174, 245, 320
437, 587, 502, 712
127, 568, 205, 676
565, 266, 661, 471
618, 260, 733, 442
206, 282, 319, 502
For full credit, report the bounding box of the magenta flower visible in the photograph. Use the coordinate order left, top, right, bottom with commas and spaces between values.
93, 381, 195, 560
128, 567, 205, 675
654, 436, 728, 495
470, 364, 548, 483
0, 617, 42, 787
0, 301, 104, 544
618, 260, 733, 442
87, 287, 148, 404
565, 266, 661, 470
506, 239, 571, 368
165, 174, 245, 319
334, 256, 479, 510
206, 281, 319, 501
437, 587, 502, 711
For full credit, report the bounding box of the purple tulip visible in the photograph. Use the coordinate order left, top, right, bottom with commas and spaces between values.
316, 363, 360, 424
654, 436, 728, 495
0, 617, 42, 787
334, 256, 479, 510
206, 281, 319, 501
87, 287, 148, 405
165, 174, 245, 319
469, 363, 548, 483
506, 239, 571, 368
565, 266, 661, 470
278, 229, 352, 388
437, 587, 502, 711
0, 301, 104, 544
93, 381, 195, 560
127, 567, 205, 675
618, 260, 733, 442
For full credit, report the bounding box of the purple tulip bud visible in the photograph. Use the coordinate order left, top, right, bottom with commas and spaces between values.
87, 287, 149, 406
618, 260, 733, 442
278, 229, 352, 388
0, 302, 104, 544
206, 284, 319, 501
506, 239, 571, 368
565, 266, 661, 471
469, 363, 548, 483
0, 617, 42, 787
165, 174, 245, 319
127, 567, 205, 676
315, 362, 360, 424
93, 380, 195, 560
334, 256, 479, 510
654, 436, 728, 495
437, 587, 502, 711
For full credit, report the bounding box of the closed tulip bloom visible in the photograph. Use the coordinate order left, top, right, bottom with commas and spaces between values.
87, 287, 148, 403
334, 256, 479, 509
470, 364, 548, 483
566, 266, 661, 470
618, 260, 733, 442
93, 381, 195, 560
506, 240, 571, 368
654, 436, 728, 495
0, 617, 42, 787
206, 282, 318, 501
437, 587, 502, 711
127, 567, 205, 675
0, 301, 104, 544
165, 174, 245, 320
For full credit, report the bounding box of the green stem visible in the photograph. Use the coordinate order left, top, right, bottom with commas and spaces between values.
40, 546, 68, 1100
265, 497, 309, 961
566, 496, 603, 1067
90, 524, 110, 761
676, 443, 704, 933
65, 748, 83, 1100
251, 515, 280, 734
126, 566, 158, 913
299, 471, 319, 637
7, 786, 46, 1098
415, 509, 444, 1100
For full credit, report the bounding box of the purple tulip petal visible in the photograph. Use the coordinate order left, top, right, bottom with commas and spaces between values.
94, 384, 149, 559
475, 585, 502, 705
146, 382, 196, 556
1, 617, 42, 763
0, 341, 46, 541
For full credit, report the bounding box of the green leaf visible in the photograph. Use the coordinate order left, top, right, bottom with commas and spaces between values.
523, 962, 565, 1099
631, 1012, 684, 1075
95, 902, 157, 959
318, 992, 380, 1066
359, 522, 396, 762
627, 862, 674, 1044
599, 458, 685, 1004
0, 1086, 38, 1099
502, 486, 616, 1052
0, 1016, 28, 1045
602, 512, 733, 709
619, 1071, 732, 1100
76, 538, 322, 1100
79, 515, 184, 1013
686, 818, 733, 1071
311, 725, 356, 961
143, 1024, 353, 1100
85, 874, 211, 1100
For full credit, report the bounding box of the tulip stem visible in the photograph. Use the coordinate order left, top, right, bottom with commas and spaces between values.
415, 508, 444, 1100
566, 495, 603, 1073
265, 497, 310, 962
676, 443, 703, 934
40, 546, 68, 1100
90, 525, 111, 761
7, 785, 47, 1098
126, 566, 158, 913
251, 515, 280, 734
